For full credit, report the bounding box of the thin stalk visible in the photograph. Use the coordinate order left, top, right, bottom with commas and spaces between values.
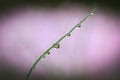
25, 8, 96, 80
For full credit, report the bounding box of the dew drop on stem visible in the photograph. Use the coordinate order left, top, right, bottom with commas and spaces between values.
90, 12, 94, 15
47, 51, 50, 55
54, 43, 60, 49
76, 24, 81, 28
67, 33, 71, 37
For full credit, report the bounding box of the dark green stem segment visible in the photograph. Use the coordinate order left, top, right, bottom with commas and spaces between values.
25, 8, 96, 80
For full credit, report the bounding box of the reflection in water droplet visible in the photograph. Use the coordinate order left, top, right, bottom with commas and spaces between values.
76, 24, 81, 28
90, 13, 94, 15
67, 33, 71, 37
54, 43, 60, 49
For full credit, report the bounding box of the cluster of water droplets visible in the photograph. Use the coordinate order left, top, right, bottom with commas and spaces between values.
42, 22, 84, 58
42, 43, 61, 59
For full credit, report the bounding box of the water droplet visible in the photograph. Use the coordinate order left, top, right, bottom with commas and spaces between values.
76, 24, 81, 28
54, 43, 60, 49
90, 13, 94, 15
47, 51, 50, 55
67, 33, 71, 37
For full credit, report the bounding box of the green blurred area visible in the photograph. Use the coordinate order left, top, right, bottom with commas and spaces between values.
0, 0, 120, 13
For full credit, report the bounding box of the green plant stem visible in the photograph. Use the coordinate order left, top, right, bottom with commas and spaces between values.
25, 8, 96, 80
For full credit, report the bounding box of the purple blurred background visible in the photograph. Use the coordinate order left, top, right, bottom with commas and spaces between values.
0, 1, 120, 80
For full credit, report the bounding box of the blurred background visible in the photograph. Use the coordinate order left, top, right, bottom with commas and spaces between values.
0, 0, 120, 80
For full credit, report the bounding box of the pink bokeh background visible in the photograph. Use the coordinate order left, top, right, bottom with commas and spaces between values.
0, 5, 120, 77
